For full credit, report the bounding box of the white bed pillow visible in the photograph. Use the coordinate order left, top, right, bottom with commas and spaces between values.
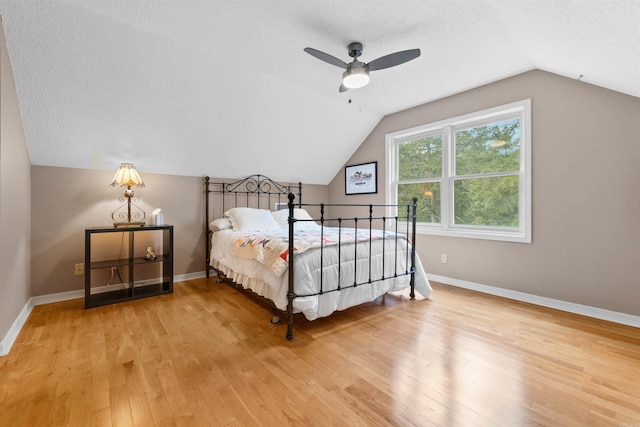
209, 218, 232, 231
224, 207, 281, 231
271, 208, 319, 230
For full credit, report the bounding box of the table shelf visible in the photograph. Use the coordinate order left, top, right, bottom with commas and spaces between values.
85, 225, 173, 308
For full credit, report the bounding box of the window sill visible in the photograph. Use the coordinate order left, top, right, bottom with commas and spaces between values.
415, 224, 531, 243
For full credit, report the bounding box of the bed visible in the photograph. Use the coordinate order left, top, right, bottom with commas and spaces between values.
205, 174, 432, 339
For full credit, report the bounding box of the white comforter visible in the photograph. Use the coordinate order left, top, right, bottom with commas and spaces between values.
210, 227, 432, 320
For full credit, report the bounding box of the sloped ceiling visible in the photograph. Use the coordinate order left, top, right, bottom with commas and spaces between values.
0, 0, 638, 184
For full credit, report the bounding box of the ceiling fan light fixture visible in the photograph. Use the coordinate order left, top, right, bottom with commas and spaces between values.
342, 66, 370, 89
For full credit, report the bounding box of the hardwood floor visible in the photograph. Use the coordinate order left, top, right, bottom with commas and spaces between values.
1, 279, 638, 426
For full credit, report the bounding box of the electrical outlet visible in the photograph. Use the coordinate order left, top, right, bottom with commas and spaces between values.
440, 254, 448, 264
74, 263, 84, 275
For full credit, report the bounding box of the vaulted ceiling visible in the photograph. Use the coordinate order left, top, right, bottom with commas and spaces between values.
1, 0, 638, 184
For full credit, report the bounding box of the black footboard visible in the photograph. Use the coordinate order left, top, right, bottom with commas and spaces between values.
284, 193, 418, 340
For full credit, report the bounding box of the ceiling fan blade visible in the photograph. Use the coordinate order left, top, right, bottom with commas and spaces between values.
339, 83, 349, 93
367, 48, 421, 71
304, 47, 348, 69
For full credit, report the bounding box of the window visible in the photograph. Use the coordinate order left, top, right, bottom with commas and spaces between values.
386, 99, 531, 243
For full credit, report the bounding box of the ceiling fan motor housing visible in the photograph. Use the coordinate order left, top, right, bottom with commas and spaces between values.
348, 42, 364, 59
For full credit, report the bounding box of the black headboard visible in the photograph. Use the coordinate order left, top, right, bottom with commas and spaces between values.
204, 174, 302, 276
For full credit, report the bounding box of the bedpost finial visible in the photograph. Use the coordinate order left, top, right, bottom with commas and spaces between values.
288, 193, 295, 203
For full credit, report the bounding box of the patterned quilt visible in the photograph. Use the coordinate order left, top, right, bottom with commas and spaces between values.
231, 227, 404, 277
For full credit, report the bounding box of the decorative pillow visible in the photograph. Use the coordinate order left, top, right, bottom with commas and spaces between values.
272, 208, 319, 230
209, 218, 232, 231
224, 207, 281, 231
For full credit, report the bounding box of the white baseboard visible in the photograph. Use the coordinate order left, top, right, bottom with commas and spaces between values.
428, 274, 640, 328
0, 271, 209, 356
0, 299, 34, 357
175, 271, 206, 282
31, 289, 84, 305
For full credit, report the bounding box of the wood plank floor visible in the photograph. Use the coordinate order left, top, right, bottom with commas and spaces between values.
0, 279, 638, 426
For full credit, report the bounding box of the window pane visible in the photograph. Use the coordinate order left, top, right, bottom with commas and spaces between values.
398, 135, 442, 180
453, 176, 519, 227
398, 182, 441, 224
455, 119, 520, 176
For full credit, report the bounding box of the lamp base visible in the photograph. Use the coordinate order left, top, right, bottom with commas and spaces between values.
113, 221, 146, 228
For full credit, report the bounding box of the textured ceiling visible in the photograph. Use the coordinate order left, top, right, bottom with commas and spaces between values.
1, 0, 638, 184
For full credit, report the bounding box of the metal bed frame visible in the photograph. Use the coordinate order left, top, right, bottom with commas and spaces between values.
204, 174, 418, 339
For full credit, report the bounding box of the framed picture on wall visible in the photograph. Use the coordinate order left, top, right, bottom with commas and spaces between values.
345, 161, 377, 195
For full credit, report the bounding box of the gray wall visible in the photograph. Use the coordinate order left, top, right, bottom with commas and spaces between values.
328, 70, 640, 316
30, 166, 328, 296
0, 18, 31, 343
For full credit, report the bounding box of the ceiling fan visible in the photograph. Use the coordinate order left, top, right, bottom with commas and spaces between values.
304, 42, 421, 92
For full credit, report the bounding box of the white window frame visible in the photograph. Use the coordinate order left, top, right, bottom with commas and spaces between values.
386, 99, 531, 243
